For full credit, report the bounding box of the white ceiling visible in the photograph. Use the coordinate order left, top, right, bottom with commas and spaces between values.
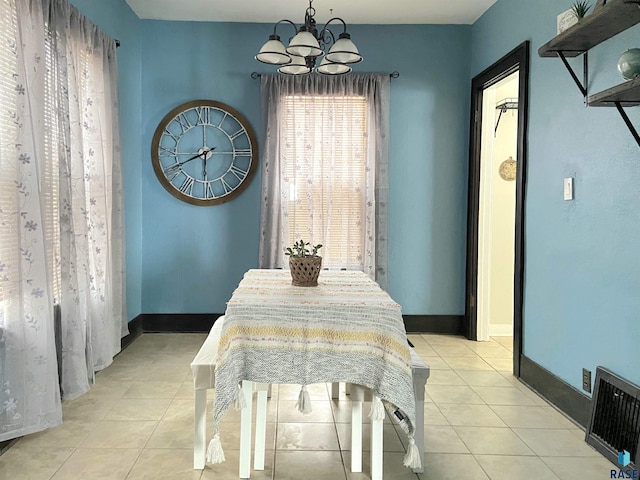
124, 0, 497, 25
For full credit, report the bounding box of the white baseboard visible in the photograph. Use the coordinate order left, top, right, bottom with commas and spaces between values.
489, 323, 513, 337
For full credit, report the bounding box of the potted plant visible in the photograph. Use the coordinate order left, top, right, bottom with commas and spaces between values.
285, 239, 323, 287
571, 1, 591, 19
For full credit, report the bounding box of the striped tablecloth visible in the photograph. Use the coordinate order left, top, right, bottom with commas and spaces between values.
209, 269, 419, 467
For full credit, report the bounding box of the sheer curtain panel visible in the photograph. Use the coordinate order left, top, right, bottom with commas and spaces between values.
258, 73, 390, 288
0, 0, 126, 441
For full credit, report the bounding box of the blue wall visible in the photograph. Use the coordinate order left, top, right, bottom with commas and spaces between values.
371, 26, 470, 316
139, 21, 471, 315
473, 0, 640, 391
69, 0, 144, 321
140, 21, 263, 314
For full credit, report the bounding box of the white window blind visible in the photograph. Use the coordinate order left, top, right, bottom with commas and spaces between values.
42, 34, 61, 303
0, 0, 18, 316
281, 94, 367, 269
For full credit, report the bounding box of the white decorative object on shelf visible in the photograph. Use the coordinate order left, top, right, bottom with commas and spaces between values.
557, 9, 578, 34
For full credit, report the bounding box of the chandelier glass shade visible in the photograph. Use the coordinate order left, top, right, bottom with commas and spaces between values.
317, 57, 351, 75
278, 54, 312, 75
287, 30, 323, 58
255, 36, 291, 65
255, 0, 362, 75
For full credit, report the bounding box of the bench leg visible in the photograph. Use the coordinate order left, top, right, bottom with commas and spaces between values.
254, 383, 268, 471
351, 400, 362, 472
331, 382, 340, 399
349, 385, 366, 473
412, 376, 427, 473
370, 416, 383, 480
412, 398, 425, 473
239, 380, 253, 479
194, 388, 207, 469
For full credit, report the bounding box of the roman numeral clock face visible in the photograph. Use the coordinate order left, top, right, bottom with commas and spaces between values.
151, 100, 258, 205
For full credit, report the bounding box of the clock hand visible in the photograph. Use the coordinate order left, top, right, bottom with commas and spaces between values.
164, 147, 216, 175
203, 146, 216, 160
201, 146, 218, 180
183, 148, 214, 164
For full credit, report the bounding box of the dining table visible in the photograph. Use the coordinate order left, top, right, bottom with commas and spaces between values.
207, 268, 421, 478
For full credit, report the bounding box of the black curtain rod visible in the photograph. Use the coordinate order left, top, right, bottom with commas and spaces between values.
250, 71, 399, 79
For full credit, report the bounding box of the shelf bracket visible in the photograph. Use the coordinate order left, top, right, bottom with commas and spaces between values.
494, 98, 518, 137
494, 108, 505, 137
614, 102, 640, 148
557, 51, 589, 102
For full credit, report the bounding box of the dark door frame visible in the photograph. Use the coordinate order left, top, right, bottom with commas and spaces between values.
465, 41, 530, 377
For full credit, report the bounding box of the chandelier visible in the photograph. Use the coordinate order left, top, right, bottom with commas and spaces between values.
255, 0, 362, 75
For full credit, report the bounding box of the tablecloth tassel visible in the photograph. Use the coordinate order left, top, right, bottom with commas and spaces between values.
234, 383, 247, 410
368, 395, 385, 421
206, 433, 226, 464
296, 385, 312, 414
403, 434, 422, 469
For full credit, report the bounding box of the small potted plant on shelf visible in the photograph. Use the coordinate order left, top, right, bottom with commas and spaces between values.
571, 1, 592, 20
285, 239, 323, 287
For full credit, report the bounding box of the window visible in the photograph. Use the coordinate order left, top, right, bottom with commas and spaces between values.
281, 94, 368, 270
259, 74, 388, 286
0, 1, 61, 312
1, 0, 125, 440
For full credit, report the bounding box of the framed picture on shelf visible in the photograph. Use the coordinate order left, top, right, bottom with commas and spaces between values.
557, 9, 578, 34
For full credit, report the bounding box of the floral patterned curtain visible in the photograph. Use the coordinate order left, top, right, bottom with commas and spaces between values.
0, 0, 125, 441
258, 73, 390, 289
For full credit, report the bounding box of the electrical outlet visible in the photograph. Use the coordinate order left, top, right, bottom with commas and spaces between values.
582, 368, 592, 393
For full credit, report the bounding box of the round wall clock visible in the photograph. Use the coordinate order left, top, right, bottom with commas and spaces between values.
151, 100, 258, 206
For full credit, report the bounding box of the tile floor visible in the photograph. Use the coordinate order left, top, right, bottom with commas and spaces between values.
0, 333, 616, 479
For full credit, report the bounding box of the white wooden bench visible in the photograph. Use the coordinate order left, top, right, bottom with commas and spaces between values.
192, 319, 430, 477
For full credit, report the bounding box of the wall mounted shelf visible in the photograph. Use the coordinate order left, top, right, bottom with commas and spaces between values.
538, 1, 640, 58
538, 0, 640, 148
588, 76, 640, 107
589, 77, 640, 145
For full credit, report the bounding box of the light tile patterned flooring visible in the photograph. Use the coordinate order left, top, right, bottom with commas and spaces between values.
0, 333, 615, 479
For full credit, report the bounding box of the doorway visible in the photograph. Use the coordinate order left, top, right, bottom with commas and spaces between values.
478, 72, 519, 341
465, 42, 529, 376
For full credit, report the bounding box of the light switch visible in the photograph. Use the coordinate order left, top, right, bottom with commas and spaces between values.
564, 177, 574, 201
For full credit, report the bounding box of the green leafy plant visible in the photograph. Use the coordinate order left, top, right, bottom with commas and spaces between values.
571, 0, 591, 19
285, 239, 323, 258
